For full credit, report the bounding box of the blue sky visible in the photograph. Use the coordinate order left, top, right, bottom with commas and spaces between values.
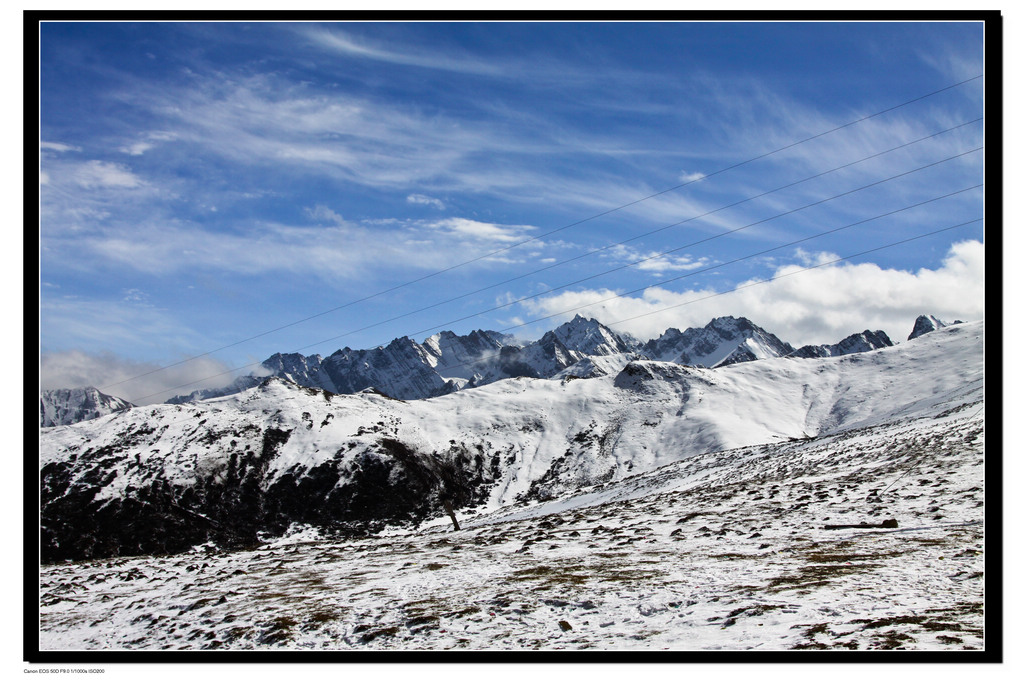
37, 20, 987, 403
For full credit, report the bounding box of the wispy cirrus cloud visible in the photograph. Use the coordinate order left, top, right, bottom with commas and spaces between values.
302, 26, 503, 76
69, 160, 145, 189
43, 213, 547, 282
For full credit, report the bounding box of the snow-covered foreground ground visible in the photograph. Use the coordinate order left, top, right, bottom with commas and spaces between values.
39, 400, 985, 652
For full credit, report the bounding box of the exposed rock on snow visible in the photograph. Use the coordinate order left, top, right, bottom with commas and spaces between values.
154, 315, 939, 410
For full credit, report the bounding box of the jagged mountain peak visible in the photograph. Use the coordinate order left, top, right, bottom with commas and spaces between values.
546, 315, 634, 356
908, 314, 964, 341
643, 316, 792, 368
708, 314, 751, 330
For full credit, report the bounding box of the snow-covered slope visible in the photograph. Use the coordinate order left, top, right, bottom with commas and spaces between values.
39, 387, 134, 428
165, 375, 263, 405
39, 321, 984, 563
39, 400, 986, 651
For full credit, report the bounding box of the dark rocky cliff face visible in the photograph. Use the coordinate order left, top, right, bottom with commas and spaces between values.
39, 423, 502, 564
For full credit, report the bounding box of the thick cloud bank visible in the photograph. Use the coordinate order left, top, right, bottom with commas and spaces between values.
519, 240, 984, 346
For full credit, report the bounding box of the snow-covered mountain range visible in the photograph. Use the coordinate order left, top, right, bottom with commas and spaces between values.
39, 387, 134, 428
39, 320, 983, 564
39, 314, 951, 428
147, 314, 904, 411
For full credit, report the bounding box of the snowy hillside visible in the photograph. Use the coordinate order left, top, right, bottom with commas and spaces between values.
39, 321, 984, 565
38, 392, 985, 651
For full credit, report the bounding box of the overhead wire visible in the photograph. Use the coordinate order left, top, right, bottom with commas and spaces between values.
396, 153, 982, 341
109, 140, 985, 402
97, 76, 984, 394
118, 135, 984, 402
168, 123, 988, 363
209, 146, 979, 360
125, 204, 982, 404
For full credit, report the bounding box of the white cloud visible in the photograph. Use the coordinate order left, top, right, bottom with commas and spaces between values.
119, 130, 178, 156
517, 240, 985, 346
121, 288, 149, 304
679, 170, 705, 183
120, 142, 153, 156
602, 244, 711, 274
407, 193, 445, 210
427, 217, 534, 244
793, 247, 841, 267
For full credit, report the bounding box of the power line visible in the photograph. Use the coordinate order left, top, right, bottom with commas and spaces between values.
207, 122, 990, 359
875, 404, 985, 498
98, 77, 984, 393
125, 211, 982, 404
396, 155, 981, 341
114, 141, 984, 402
